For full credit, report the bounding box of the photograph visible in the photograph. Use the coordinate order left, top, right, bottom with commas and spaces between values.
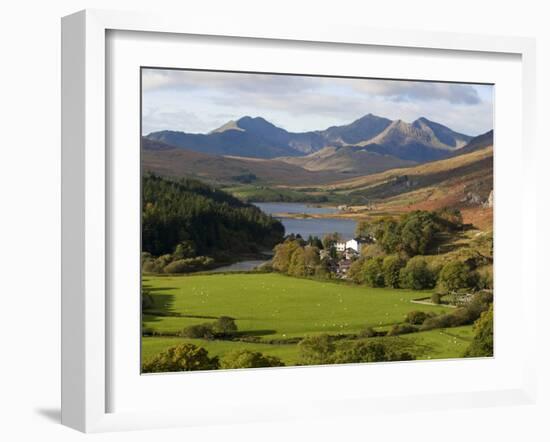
140, 68, 494, 373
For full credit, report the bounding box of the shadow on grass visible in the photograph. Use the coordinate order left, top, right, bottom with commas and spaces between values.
235, 329, 277, 338
142, 285, 178, 292
142, 286, 177, 324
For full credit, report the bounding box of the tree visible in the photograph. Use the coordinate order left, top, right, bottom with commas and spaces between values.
355, 220, 375, 238
303, 245, 321, 275
142, 343, 219, 373
173, 240, 196, 259
298, 334, 336, 365
373, 217, 401, 253
275, 243, 320, 277
220, 350, 284, 369
181, 323, 215, 339
361, 243, 386, 258
399, 257, 435, 290
399, 211, 439, 256
354, 210, 449, 258
288, 247, 306, 277
438, 261, 472, 292
420, 292, 493, 331
477, 266, 494, 290
437, 207, 463, 228
382, 255, 406, 288
386, 323, 418, 336
212, 316, 238, 337
405, 310, 431, 325
314, 259, 331, 279
181, 317, 238, 339
322, 232, 341, 250
163, 256, 215, 274
332, 341, 388, 363
306, 235, 324, 249
464, 291, 493, 321
332, 341, 415, 364
272, 240, 302, 273
348, 257, 367, 284
464, 304, 493, 357
363, 257, 385, 287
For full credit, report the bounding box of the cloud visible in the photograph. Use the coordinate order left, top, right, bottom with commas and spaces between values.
141, 69, 493, 135
348, 80, 481, 105
143, 69, 482, 104
142, 69, 314, 95
142, 106, 208, 135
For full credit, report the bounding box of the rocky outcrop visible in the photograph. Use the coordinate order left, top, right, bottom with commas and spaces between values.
462, 191, 483, 205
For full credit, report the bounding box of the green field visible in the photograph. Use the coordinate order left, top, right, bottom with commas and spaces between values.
142, 273, 474, 366
224, 185, 329, 203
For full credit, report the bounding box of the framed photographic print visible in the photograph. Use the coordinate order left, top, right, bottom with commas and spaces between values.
61, 9, 538, 432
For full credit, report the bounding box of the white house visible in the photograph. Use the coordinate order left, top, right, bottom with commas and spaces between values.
335, 241, 347, 252
345, 238, 361, 253
335, 237, 373, 254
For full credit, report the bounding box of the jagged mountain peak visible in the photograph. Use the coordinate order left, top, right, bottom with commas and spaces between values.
147, 113, 480, 162
411, 116, 472, 148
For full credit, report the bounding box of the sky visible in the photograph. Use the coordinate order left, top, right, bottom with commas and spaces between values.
141, 68, 494, 136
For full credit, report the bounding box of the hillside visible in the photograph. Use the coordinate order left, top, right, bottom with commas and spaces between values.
311, 132, 494, 228
279, 145, 416, 174
141, 174, 284, 257
142, 138, 356, 186
355, 118, 471, 162
142, 129, 494, 216
318, 113, 392, 145
450, 130, 494, 156
412, 117, 472, 148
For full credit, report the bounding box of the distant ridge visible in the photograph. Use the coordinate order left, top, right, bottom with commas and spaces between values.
146, 113, 479, 162
451, 130, 494, 156
141, 137, 361, 186
279, 145, 416, 174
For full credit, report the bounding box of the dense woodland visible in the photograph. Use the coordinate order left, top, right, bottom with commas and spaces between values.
141, 174, 284, 271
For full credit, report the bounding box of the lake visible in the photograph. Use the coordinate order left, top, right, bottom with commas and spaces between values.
207, 203, 357, 273
207, 260, 268, 273
254, 202, 357, 240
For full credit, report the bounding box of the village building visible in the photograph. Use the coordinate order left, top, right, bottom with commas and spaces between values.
336, 259, 353, 278
344, 247, 359, 260
335, 236, 374, 254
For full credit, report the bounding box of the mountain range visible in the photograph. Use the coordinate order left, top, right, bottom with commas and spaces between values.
319, 131, 494, 227
143, 127, 493, 188
145, 114, 475, 163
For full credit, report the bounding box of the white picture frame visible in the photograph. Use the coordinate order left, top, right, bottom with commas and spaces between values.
61, 9, 538, 433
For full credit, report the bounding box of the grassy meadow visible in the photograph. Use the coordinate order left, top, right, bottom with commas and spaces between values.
142, 273, 474, 366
